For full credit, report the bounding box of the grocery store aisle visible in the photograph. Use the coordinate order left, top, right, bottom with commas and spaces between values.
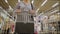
0, 0, 60, 34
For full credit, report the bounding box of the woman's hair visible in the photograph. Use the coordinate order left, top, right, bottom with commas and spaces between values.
23, 0, 30, 3
17, 6, 20, 9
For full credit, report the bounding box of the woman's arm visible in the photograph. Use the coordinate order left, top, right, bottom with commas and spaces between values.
14, 2, 21, 14
30, 10, 35, 15
15, 9, 21, 14
30, 4, 36, 16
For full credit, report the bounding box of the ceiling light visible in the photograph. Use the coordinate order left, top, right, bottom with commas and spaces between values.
9, 5, 13, 10
51, 10, 59, 14
52, 2, 59, 8
38, 13, 43, 16
36, 8, 40, 12
35, 8, 40, 15
18, 0, 20, 2
41, 0, 47, 6
57, 12, 60, 15
31, 0, 34, 4
5, 0, 8, 3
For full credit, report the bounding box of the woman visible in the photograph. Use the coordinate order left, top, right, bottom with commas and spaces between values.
14, 0, 35, 34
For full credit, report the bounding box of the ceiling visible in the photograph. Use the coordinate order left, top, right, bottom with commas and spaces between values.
0, 0, 59, 11
0, 0, 60, 21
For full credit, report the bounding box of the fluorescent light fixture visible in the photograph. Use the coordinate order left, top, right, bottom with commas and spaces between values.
9, 5, 13, 10
52, 2, 59, 8
41, 0, 47, 6
5, 0, 8, 3
31, 0, 34, 4
51, 10, 59, 14
18, 0, 20, 2
35, 8, 40, 15
57, 12, 60, 14
36, 8, 40, 12
38, 13, 43, 17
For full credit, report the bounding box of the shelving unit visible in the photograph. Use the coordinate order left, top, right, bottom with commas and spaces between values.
34, 4, 60, 34
0, 8, 16, 33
